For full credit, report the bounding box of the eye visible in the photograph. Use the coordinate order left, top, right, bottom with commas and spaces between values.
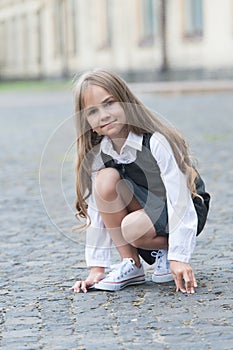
104, 100, 115, 107
86, 108, 97, 117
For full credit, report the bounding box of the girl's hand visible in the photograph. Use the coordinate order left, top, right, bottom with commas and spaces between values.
70, 267, 105, 293
170, 260, 197, 294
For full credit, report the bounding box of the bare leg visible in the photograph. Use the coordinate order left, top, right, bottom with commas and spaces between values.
121, 209, 168, 250
94, 168, 168, 266
94, 168, 141, 266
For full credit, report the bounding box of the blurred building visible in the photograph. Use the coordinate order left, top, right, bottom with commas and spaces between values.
0, 0, 233, 81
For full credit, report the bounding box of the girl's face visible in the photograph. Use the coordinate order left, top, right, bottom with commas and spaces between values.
84, 84, 128, 141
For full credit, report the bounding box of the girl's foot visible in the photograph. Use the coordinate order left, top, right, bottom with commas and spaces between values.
152, 249, 173, 283
93, 258, 145, 291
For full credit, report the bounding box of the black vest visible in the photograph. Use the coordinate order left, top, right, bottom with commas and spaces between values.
101, 133, 210, 235
101, 133, 166, 199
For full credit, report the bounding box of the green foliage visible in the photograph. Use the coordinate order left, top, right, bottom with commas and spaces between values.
0, 79, 71, 92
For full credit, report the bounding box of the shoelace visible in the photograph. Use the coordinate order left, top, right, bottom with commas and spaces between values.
108, 258, 135, 279
151, 250, 164, 268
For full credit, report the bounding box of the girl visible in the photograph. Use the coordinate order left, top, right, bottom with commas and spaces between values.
71, 68, 210, 294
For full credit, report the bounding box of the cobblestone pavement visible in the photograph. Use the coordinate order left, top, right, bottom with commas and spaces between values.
0, 88, 232, 350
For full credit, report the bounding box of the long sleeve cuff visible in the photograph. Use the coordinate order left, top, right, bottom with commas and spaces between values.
85, 224, 112, 268
85, 246, 112, 268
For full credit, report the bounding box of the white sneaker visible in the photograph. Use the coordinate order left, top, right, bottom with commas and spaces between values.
152, 250, 173, 283
94, 258, 145, 291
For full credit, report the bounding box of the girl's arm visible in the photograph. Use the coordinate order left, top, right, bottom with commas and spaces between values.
85, 187, 113, 267
150, 133, 198, 293
72, 193, 110, 293
85, 153, 113, 268
72, 152, 112, 292
150, 132, 198, 263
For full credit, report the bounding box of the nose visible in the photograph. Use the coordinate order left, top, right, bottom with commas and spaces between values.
99, 105, 110, 121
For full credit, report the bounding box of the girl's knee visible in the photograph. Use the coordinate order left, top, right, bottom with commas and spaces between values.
94, 168, 120, 201
121, 212, 139, 245
121, 210, 156, 247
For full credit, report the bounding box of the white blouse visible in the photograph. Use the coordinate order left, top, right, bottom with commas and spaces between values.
85, 131, 198, 267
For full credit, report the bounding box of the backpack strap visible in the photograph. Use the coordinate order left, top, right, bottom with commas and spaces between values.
142, 133, 152, 149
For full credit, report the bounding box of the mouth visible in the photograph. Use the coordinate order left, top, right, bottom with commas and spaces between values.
100, 120, 117, 128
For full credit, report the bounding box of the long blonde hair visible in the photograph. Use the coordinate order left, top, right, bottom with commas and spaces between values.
73, 68, 198, 226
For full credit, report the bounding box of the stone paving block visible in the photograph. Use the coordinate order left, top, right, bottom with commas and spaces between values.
1, 90, 233, 349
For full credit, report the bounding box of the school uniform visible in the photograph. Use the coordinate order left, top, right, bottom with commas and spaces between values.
85, 131, 209, 268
